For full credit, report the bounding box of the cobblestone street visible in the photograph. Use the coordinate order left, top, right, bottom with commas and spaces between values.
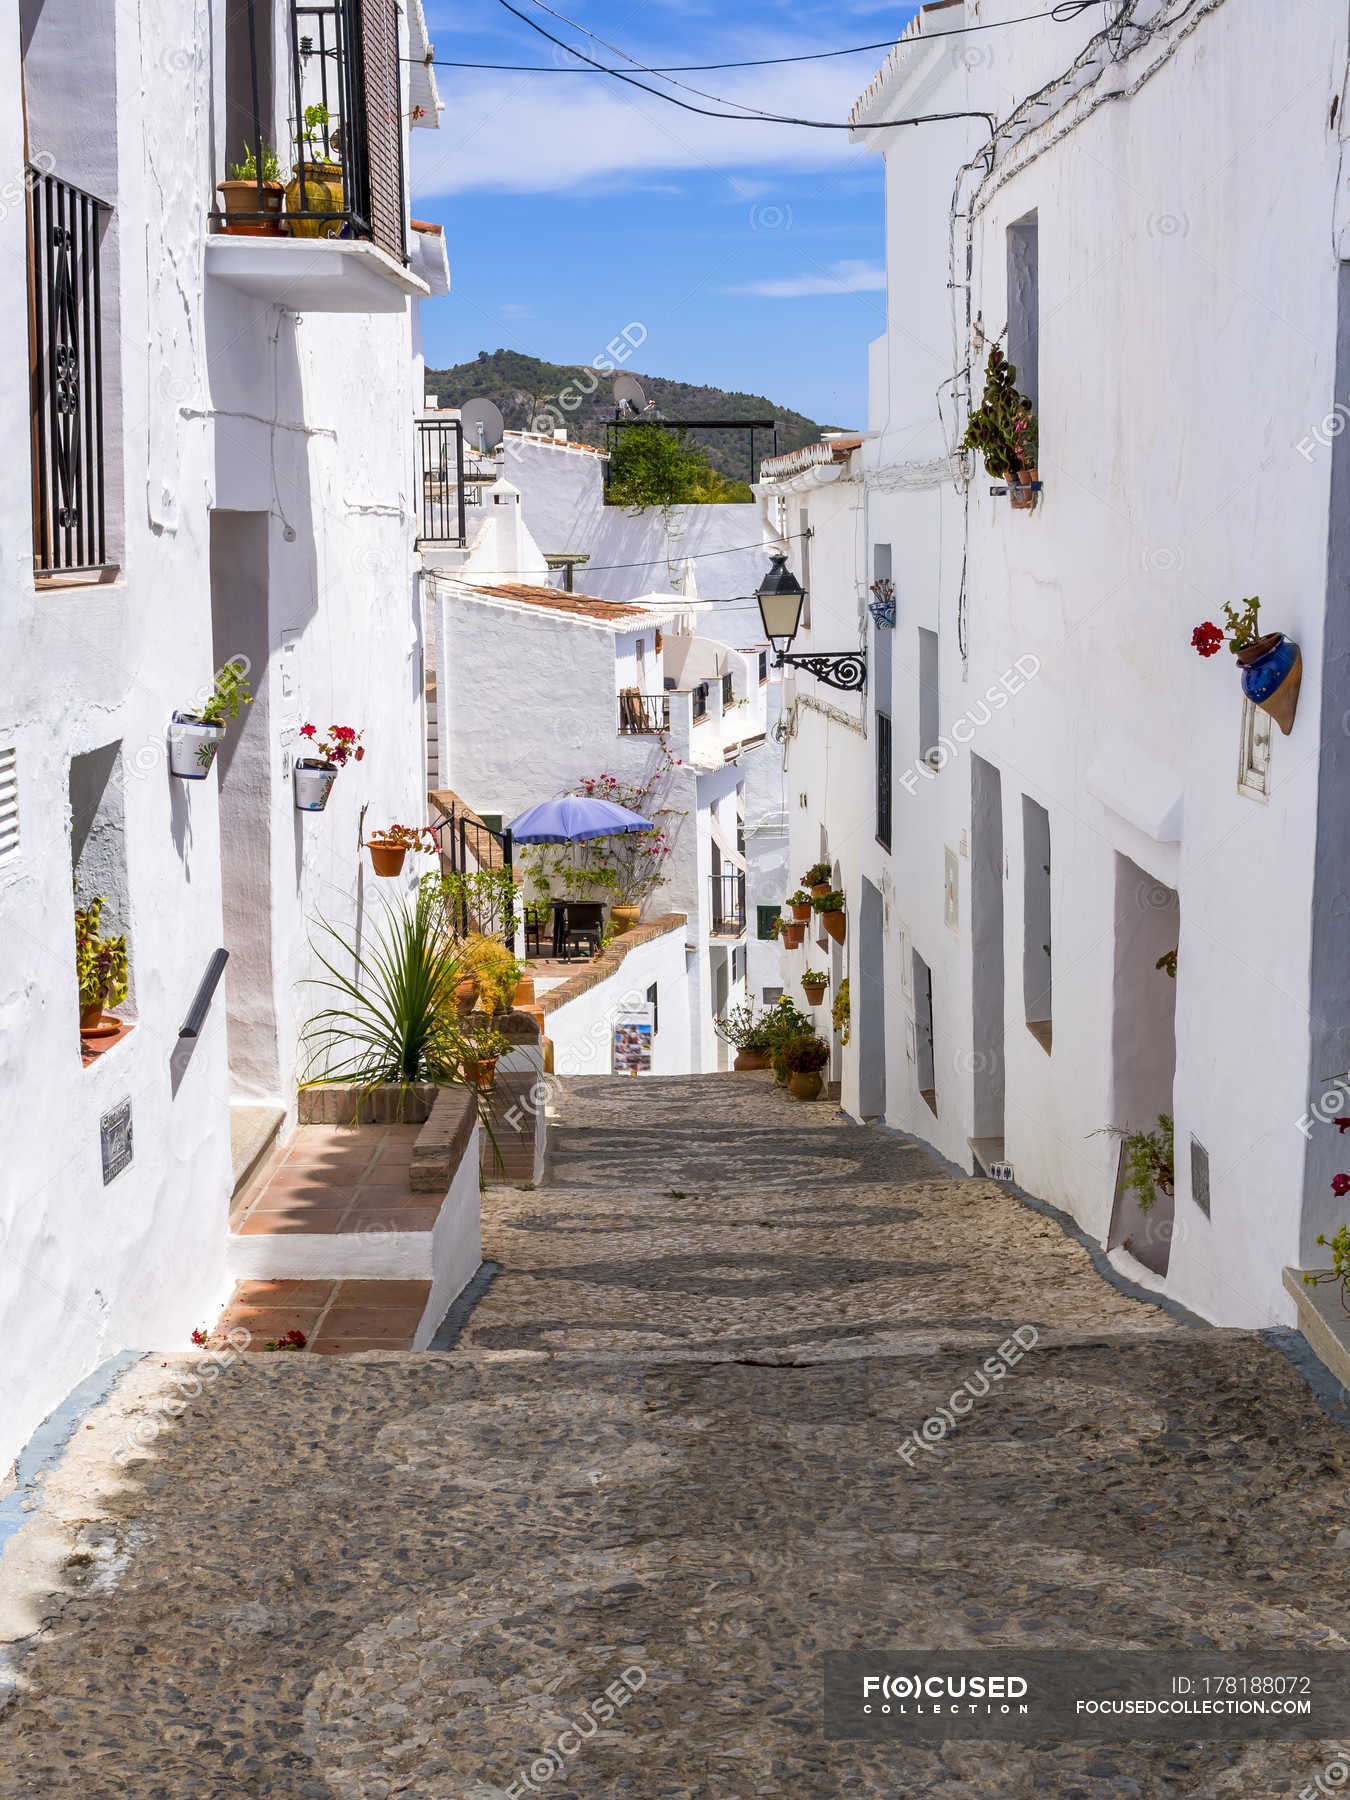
1, 1074, 1348, 1797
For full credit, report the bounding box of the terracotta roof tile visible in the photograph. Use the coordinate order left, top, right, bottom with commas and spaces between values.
458, 581, 653, 624
410, 218, 443, 235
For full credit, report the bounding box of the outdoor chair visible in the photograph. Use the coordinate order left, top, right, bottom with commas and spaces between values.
560, 902, 604, 961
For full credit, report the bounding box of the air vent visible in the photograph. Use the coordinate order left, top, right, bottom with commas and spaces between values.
0, 747, 17, 862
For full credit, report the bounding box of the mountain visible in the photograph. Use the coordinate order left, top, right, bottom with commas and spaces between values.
424, 349, 832, 482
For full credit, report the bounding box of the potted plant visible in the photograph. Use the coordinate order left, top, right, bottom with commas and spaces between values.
781, 919, 806, 950
802, 968, 828, 1006
789, 889, 812, 923
832, 977, 851, 1045
761, 997, 813, 1086
217, 141, 285, 235
1191, 594, 1302, 735
715, 1001, 774, 1071
461, 934, 522, 1016
294, 722, 363, 812
286, 104, 344, 238
366, 823, 437, 879
802, 862, 832, 899
1097, 1115, 1175, 1211
962, 345, 1039, 510
784, 1033, 830, 1101
1302, 1224, 1350, 1316
461, 1024, 510, 1091
75, 896, 128, 1033
611, 903, 641, 933
169, 658, 252, 780
812, 889, 846, 943
767, 915, 784, 941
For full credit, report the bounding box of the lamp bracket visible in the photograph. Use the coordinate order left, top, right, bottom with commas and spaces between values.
775, 650, 867, 693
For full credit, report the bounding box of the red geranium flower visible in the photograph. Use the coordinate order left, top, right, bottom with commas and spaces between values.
1332, 1173, 1350, 1197
1191, 622, 1224, 658
300, 722, 316, 737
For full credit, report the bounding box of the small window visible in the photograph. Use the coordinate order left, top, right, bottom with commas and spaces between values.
758, 650, 768, 686
913, 949, 936, 1114
693, 682, 709, 722
1238, 697, 1273, 801
636, 636, 646, 686
876, 711, 892, 850
1007, 210, 1039, 415
1023, 795, 1052, 1051
1190, 1135, 1211, 1217
722, 671, 734, 709
0, 747, 18, 863
756, 904, 779, 941
645, 980, 659, 1035
918, 628, 939, 766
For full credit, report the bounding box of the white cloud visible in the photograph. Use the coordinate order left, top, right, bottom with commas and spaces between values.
724, 258, 885, 297
410, 60, 872, 196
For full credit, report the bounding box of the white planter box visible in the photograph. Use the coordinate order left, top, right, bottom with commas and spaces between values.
294, 758, 338, 811
168, 712, 226, 780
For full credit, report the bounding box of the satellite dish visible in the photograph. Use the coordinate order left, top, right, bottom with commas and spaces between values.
613, 373, 648, 417
460, 398, 505, 453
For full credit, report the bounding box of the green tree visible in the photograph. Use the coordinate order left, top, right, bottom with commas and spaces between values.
606, 425, 714, 512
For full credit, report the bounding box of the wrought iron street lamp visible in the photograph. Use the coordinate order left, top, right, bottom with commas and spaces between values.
755, 552, 867, 693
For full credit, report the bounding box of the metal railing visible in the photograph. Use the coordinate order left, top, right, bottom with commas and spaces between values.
617, 692, 670, 735
416, 417, 466, 545
215, 0, 406, 260
28, 167, 110, 574
437, 802, 514, 947
710, 872, 746, 937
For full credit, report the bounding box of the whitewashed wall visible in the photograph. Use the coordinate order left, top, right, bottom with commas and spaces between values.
544, 923, 692, 1081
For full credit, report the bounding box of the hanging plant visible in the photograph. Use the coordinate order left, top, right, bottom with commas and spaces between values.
1098, 1115, 1175, 1212
1191, 595, 1301, 735
963, 346, 1039, 486
832, 977, 851, 1045
169, 658, 252, 780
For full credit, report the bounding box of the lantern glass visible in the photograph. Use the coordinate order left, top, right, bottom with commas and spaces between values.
756, 555, 805, 649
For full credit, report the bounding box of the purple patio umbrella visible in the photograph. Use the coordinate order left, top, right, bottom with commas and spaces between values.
506, 795, 654, 844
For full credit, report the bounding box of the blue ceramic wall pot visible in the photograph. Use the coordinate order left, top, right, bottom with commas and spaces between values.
1236, 632, 1302, 735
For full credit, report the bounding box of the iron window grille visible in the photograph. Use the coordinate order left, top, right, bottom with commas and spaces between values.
28, 168, 110, 575
415, 417, 466, 545
219, 0, 407, 260
876, 710, 893, 850
710, 872, 746, 936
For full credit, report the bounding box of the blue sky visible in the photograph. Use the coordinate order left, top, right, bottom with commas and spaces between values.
411, 0, 922, 426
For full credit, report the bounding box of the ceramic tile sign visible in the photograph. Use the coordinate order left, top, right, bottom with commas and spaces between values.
612, 1004, 655, 1076
101, 1096, 133, 1185
944, 847, 959, 932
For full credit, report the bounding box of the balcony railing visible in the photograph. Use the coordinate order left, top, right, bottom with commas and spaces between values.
216, 0, 406, 259
710, 872, 746, 937
416, 417, 466, 545
618, 691, 670, 735
28, 168, 110, 575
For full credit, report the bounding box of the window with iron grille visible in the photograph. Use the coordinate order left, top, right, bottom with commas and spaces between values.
758, 650, 768, 685
693, 682, 709, 722
876, 710, 892, 850
646, 981, 659, 1034
756, 905, 778, 941
722, 671, 734, 708
28, 169, 111, 575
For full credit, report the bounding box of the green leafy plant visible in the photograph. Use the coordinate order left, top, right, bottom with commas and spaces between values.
784, 1033, 830, 1075
714, 1000, 774, 1052
75, 896, 128, 1011
607, 423, 716, 513
761, 996, 814, 1080
802, 968, 828, 987
802, 862, 832, 888
1302, 1225, 1350, 1314
1155, 948, 1177, 979
767, 916, 784, 939
1191, 595, 1262, 659
296, 102, 338, 165
462, 1023, 510, 1063
789, 889, 811, 907
1099, 1114, 1175, 1213
962, 345, 1038, 480
227, 141, 282, 182
832, 977, 851, 1045
811, 889, 846, 913
199, 658, 252, 727
460, 932, 522, 1015
424, 868, 517, 941
300, 885, 471, 1108
368, 823, 438, 854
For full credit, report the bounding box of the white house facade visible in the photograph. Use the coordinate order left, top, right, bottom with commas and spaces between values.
764, 0, 1350, 1328
1, 0, 444, 1473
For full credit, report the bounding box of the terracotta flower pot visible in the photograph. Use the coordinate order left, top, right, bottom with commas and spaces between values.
802, 982, 827, 1006
791, 902, 812, 922
733, 1049, 769, 1071
810, 882, 831, 900
1008, 466, 1039, 511
789, 1070, 823, 1101
463, 1057, 497, 1091
1236, 632, 1302, 735
454, 976, 480, 1018
216, 179, 285, 236
781, 922, 805, 949
821, 910, 846, 945
285, 161, 345, 237
513, 976, 536, 1008
610, 905, 640, 934
368, 843, 407, 878
79, 1001, 104, 1032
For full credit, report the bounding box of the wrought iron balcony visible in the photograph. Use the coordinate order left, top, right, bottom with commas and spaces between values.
416, 417, 466, 546
214, 0, 406, 259
710, 872, 746, 937
618, 692, 670, 735
28, 167, 111, 575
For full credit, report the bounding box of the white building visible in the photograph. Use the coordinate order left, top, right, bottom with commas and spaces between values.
1, 0, 446, 1472
764, 0, 1350, 1328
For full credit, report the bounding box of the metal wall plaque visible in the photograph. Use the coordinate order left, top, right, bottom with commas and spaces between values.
100, 1096, 133, 1185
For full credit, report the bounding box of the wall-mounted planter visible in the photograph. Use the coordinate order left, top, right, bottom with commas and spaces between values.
781, 921, 806, 949
790, 901, 812, 923
294, 758, 338, 811
821, 910, 846, 945
1006, 468, 1040, 510
168, 712, 226, 780
1237, 632, 1302, 735
802, 980, 827, 1006
367, 843, 407, 877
